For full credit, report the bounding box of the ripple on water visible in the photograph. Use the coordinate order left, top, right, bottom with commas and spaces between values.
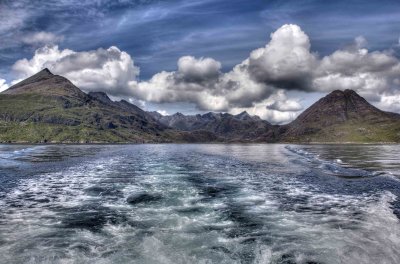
0, 144, 399, 264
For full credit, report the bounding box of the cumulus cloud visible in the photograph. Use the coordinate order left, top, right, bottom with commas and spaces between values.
310, 40, 400, 114
22, 32, 64, 46
243, 90, 302, 124
9, 24, 400, 124
156, 110, 169, 116
247, 24, 317, 91
128, 24, 312, 121
0, 79, 9, 93
230, 91, 303, 125
12, 45, 139, 97
130, 56, 229, 111
177, 56, 221, 83
313, 48, 399, 95
266, 90, 303, 112
132, 56, 275, 111
8, 25, 312, 121
134, 24, 400, 122
376, 93, 400, 113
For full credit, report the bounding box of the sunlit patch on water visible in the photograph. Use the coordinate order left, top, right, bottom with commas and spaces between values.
0, 144, 399, 263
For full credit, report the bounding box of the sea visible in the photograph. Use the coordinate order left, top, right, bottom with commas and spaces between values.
0, 144, 399, 264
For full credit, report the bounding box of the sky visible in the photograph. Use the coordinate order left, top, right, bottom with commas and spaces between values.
1, 0, 400, 123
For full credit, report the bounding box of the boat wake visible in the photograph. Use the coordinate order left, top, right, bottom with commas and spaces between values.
285, 145, 385, 178
0, 144, 399, 263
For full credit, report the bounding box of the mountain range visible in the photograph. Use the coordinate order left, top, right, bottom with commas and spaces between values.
0, 69, 399, 143
148, 111, 279, 142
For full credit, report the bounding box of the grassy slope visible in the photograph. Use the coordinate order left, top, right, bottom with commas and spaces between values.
283, 120, 400, 143
0, 94, 168, 143
1, 94, 399, 144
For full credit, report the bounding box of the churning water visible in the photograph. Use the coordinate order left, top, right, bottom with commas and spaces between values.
0, 144, 399, 264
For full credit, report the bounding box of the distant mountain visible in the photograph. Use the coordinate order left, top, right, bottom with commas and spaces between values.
0, 69, 174, 143
148, 111, 279, 142
281, 89, 400, 143
1, 69, 399, 143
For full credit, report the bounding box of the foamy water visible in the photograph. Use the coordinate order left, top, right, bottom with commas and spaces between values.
0, 144, 399, 263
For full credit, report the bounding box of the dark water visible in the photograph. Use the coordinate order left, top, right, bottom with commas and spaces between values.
0, 144, 399, 264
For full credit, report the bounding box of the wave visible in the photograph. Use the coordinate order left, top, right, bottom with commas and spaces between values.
0, 145, 45, 161
1, 144, 400, 263
285, 145, 384, 178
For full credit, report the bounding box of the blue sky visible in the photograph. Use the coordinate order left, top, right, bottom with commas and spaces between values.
2, 0, 400, 78
1, 0, 400, 122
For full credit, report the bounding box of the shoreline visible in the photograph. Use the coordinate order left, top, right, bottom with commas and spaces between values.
0, 141, 398, 145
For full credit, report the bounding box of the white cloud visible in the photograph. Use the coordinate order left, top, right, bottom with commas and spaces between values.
128, 24, 312, 122
10, 24, 400, 124
247, 24, 317, 90
156, 110, 169, 116
177, 56, 221, 82
127, 97, 146, 109
12, 45, 140, 97
137, 24, 400, 123
230, 90, 303, 124
0, 79, 9, 93
220, 60, 274, 108
0, 7, 27, 35
262, 109, 300, 124
231, 103, 301, 125
376, 93, 400, 113
130, 57, 230, 111
22, 32, 64, 46
266, 90, 303, 112
312, 39, 400, 102
131, 52, 273, 111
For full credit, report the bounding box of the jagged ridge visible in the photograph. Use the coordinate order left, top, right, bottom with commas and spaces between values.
148, 111, 278, 141
1, 69, 399, 143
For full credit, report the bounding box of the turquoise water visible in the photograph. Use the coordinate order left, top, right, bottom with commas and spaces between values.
0, 144, 399, 264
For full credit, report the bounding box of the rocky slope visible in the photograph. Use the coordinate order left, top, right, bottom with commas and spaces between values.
1, 69, 399, 143
280, 89, 400, 142
0, 69, 175, 143
149, 111, 280, 142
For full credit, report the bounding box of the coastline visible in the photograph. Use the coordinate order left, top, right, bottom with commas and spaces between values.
0, 141, 398, 145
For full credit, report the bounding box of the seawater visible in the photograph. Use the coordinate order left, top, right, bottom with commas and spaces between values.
0, 144, 399, 264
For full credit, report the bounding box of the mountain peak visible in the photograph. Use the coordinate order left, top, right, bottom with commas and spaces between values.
173, 112, 185, 117
235, 111, 251, 120
23, 68, 54, 82
3, 68, 54, 93
326, 89, 360, 98
291, 89, 382, 126
280, 89, 400, 142
38, 68, 53, 77
343, 89, 357, 94
237, 111, 249, 116
324, 89, 372, 111
2, 68, 85, 99
202, 112, 221, 119
284, 89, 398, 141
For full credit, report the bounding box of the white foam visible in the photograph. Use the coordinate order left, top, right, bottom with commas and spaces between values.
1, 144, 400, 263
